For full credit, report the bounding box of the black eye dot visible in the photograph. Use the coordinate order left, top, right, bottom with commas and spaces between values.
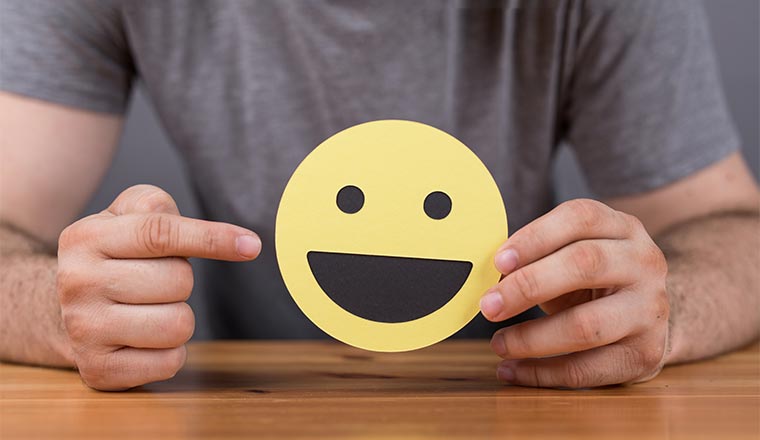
424, 191, 451, 220
336, 185, 364, 214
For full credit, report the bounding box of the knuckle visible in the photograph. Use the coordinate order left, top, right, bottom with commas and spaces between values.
58, 220, 90, 251
118, 184, 150, 200
648, 289, 670, 324
623, 344, 663, 380
502, 326, 530, 357
645, 244, 668, 277
57, 224, 77, 249
78, 354, 117, 390
119, 184, 161, 202
563, 199, 592, 216
640, 345, 664, 371
564, 199, 605, 232
572, 243, 606, 282
135, 186, 176, 213
138, 214, 176, 254
621, 211, 645, 235
523, 364, 542, 388
57, 262, 106, 307
171, 259, 195, 301
79, 370, 108, 390
503, 231, 530, 256
163, 346, 187, 379
55, 266, 77, 304
173, 304, 196, 344
524, 232, 544, 255
200, 228, 218, 254
568, 308, 603, 347
564, 361, 588, 389
58, 220, 94, 251
61, 308, 89, 343
62, 305, 104, 345
131, 184, 162, 193
510, 268, 540, 304
56, 266, 94, 305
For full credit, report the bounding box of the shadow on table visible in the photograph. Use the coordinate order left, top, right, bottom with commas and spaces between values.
137, 365, 509, 396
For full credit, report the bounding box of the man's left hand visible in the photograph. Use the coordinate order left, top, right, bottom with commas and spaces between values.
480, 199, 670, 388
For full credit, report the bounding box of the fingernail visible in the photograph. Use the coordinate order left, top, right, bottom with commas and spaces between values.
480, 291, 504, 320
490, 334, 507, 356
495, 249, 518, 274
497, 362, 516, 383
236, 235, 261, 258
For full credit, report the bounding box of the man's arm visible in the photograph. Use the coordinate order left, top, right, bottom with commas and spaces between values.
608, 152, 760, 364
0, 92, 123, 366
0, 92, 262, 391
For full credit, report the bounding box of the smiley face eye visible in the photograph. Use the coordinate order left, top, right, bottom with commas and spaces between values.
424, 191, 452, 220
336, 185, 364, 214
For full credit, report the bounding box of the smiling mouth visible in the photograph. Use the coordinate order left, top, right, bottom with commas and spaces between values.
306, 251, 473, 323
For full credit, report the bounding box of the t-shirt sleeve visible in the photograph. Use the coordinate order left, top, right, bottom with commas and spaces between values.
0, 0, 134, 114
562, 0, 740, 198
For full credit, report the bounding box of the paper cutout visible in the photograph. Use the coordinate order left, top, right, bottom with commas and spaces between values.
275, 120, 508, 352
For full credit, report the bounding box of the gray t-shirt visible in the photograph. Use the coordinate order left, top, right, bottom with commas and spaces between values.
1, 0, 738, 339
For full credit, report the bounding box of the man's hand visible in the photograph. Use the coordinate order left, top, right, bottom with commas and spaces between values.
480, 199, 669, 388
56, 185, 261, 391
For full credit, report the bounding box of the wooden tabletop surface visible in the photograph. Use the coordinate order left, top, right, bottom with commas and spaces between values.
1, 340, 758, 439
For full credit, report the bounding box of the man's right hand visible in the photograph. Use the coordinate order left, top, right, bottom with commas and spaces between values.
56, 185, 261, 391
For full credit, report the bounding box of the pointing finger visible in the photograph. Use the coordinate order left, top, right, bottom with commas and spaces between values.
95, 213, 261, 261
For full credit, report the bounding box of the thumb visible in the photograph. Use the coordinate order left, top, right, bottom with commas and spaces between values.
106, 184, 181, 216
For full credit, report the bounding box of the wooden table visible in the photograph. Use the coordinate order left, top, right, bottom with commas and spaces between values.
1, 341, 758, 439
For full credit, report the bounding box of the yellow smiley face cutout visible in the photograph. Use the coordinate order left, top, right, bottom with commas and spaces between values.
275, 120, 507, 352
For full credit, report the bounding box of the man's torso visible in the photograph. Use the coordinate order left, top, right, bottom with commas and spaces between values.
120, 0, 575, 338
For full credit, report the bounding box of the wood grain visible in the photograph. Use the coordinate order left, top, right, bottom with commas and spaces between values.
1, 341, 758, 439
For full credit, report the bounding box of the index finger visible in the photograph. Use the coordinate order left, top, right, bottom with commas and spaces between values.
95, 213, 261, 261
494, 199, 633, 274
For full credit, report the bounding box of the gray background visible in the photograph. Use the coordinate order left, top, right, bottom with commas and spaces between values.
82, 1, 759, 339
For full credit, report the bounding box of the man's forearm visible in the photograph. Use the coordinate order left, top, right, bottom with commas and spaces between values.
0, 224, 74, 366
658, 210, 760, 364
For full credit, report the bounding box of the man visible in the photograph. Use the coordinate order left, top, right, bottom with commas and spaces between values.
1, 1, 757, 391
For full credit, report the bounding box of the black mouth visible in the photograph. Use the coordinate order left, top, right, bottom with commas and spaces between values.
307, 251, 473, 323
